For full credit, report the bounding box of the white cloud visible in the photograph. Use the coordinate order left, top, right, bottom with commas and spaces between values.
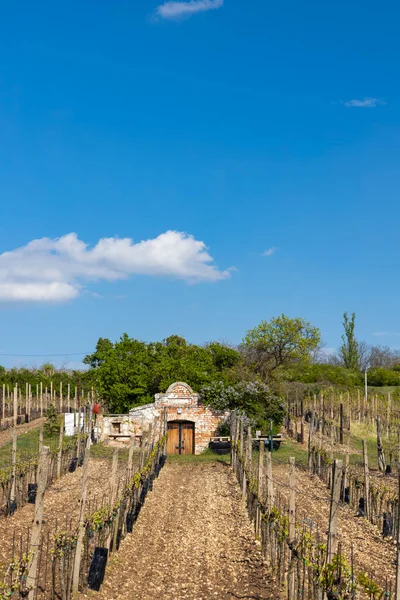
372, 331, 400, 337
263, 247, 277, 257
343, 97, 385, 108
155, 0, 223, 20
0, 231, 230, 303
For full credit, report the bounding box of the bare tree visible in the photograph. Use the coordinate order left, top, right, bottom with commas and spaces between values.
369, 345, 400, 369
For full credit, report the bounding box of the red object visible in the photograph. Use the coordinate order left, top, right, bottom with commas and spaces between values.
92, 403, 101, 415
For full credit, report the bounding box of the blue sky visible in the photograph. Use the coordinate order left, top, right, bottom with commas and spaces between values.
0, 0, 399, 368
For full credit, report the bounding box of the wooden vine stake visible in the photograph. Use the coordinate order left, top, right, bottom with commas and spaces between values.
39, 426, 43, 455
57, 414, 64, 479
127, 434, 135, 480
339, 403, 344, 445
377, 416, 386, 473
327, 459, 343, 563
308, 412, 314, 471
13, 385, 18, 427
289, 457, 296, 542
266, 448, 274, 510
395, 467, 400, 600
256, 441, 264, 538
10, 425, 17, 510
27, 446, 50, 600
72, 433, 92, 595
362, 440, 370, 519
106, 448, 119, 550
288, 457, 296, 599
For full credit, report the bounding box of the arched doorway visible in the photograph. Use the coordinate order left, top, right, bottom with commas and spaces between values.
167, 421, 195, 455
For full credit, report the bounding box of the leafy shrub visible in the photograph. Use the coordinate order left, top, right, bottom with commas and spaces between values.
43, 405, 60, 435
284, 363, 363, 386
200, 380, 285, 433
366, 368, 400, 387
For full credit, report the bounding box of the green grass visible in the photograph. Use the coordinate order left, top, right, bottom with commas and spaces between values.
167, 449, 231, 464
271, 438, 309, 468
90, 443, 137, 462
0, 426, 60, 465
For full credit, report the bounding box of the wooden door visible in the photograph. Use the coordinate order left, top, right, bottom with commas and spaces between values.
166, 422, 180, 455
167, 421, 195, 455
180, 423, 194, 455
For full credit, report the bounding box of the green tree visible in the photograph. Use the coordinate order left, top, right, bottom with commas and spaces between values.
242, 314, 321, 381
84, 335, 156, 412
339, 312, 360, 370
83, 335, 241, 413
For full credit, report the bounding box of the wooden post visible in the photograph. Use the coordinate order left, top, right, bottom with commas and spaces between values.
242, 425, 252, 501
110, 448, 119, 502
266, 449, 274, 509
239, 418, 244, 460
13, 385, 18, 427
308, 412, 314, 471
127, 435, 135, 479
107, 449, 119, 549
57, 415, 64, 479
67, 383, 70, 413
39, 426, 43, 454
343, 446, 350, 501
60, 381, 63, 413
40, 382, 43, 417
395, 468, 400, 600
289, 457, 296, 543
327, 459, 343, 563
377, 416, 386, 473
387, 393, 391, 439
28, 384, 31, 421
339, 403, 344, 445
258, 440, 265, 500
246, 424, 252, 472
50, 381, 53, 409
300, 394, 304, 444
363, 440, 370, 519
72, 434, 92, 595
27, 446, 50, 600
25, 382, 28, 417
2, 383, 5, 421
10, 425, 18, 509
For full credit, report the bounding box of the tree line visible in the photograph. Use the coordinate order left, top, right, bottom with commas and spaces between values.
1, 312, 398, 427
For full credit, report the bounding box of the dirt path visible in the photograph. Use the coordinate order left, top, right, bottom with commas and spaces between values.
0, 417, 45, 448
83, 460, 279, 600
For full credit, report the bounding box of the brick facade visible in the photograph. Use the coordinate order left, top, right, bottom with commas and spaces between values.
100, 382, 227, 454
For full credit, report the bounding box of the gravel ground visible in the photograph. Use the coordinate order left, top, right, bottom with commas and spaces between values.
272, 462, 396, 590
83, 460, 281, 600
0, 457, 126, 567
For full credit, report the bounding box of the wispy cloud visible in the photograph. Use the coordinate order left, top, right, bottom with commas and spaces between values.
155, 0, 223, 20
263, 247, 277, 257
343, 97, 385, 108
372, 331, 400, 337
0, 231, 230, 303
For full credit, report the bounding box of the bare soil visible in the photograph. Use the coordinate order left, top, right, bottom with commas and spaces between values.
272, 462, 396, 590
82, 460, 281, 600
0, 457, 127, 567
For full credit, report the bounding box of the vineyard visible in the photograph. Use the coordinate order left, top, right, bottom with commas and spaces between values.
0, 382, 398, 599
